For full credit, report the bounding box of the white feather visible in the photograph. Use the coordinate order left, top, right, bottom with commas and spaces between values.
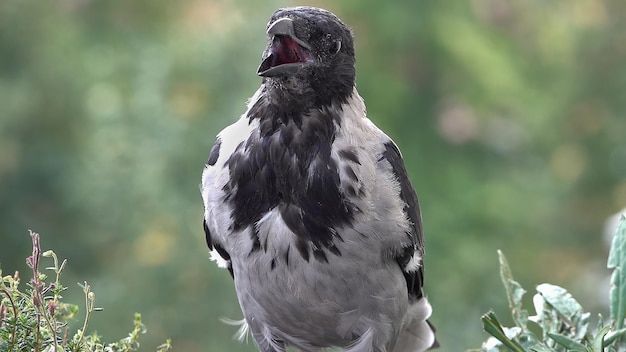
394, 297, 436, 352
220, 317, 250, 342
209, 249, 230, 269
344, 327, 376, 352
403, 252, 422, 273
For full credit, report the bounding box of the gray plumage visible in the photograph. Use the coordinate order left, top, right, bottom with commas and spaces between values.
201, 6, 437, 352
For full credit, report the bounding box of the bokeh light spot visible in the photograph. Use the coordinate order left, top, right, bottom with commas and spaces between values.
550, 144, 588, 183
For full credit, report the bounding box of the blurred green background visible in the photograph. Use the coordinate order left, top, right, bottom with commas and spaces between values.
1, 0, 625, 351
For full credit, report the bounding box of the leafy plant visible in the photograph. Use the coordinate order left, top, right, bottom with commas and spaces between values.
0, 230, 172, 352
471, 215, 626, 352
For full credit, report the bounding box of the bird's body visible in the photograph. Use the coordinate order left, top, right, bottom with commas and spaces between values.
201, 7, 436, 352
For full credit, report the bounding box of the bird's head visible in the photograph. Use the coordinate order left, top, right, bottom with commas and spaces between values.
258, 7, 356, 107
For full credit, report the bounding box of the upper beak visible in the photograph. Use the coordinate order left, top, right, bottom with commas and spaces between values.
257, 17, 313, 77
266, 17, 311, 50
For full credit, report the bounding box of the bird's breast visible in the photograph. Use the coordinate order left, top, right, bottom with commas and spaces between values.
224, 113, 361, 263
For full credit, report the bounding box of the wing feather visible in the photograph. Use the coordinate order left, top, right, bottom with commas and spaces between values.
380, 141, 424, 300
203, 218, 234, 278
203, 136, 234, 278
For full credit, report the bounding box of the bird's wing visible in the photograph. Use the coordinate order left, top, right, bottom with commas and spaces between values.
202, 137, 234, 278
203, 218, 234, 278
378, 140, 425, 300
201, 89, 265, 280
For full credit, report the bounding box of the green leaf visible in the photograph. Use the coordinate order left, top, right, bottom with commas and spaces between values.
481, 310, 527, 352
602, 327, 626, 346
498, 250, 528, 329
535, 284, 583, 321
592, 325, 611, 351
529, 345, 557, 352
595, 314, 605, 335
546, 332, 587, 352
608, 215, 626, 329
535, 283, 589, 339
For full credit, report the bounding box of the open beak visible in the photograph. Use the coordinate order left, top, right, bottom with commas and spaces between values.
257, 17, 314, 77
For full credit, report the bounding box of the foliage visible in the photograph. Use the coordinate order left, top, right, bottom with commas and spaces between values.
472, 216, 626, 351
0, 231, 172, 352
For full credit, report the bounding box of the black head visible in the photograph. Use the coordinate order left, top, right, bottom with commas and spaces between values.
257, 7, 356, 108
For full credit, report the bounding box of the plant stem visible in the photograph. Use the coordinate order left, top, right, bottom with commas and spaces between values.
73, 282, 94, 352
0, 288, 18, 350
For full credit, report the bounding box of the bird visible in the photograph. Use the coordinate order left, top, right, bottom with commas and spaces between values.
200, 6, 437, 352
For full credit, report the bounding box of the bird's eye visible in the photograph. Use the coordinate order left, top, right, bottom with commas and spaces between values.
325, 33, 341, 54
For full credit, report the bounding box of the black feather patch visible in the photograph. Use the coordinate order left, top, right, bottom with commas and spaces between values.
203, 219, 213, 250
206, 138, 221, 166
380, 142, 424, 299
295, 238, 310, 262
214, 243, 234, 278
313, 247, 328, 263
343, 165, 358, 182
339, 148, 360, 165
204, 219, 234, 278
247, 227, 261, 255
225, 92, 356, 261
284, 245, 291, 266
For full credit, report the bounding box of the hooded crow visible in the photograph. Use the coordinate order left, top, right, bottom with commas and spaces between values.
201, 6, 437, 352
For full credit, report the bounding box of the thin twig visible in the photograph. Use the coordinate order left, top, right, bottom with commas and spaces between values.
0, 288, 18, 349
73, 282, 93, 352
27, 230, 42, 352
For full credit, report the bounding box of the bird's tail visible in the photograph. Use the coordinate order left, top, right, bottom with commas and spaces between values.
393, 297, 438, 352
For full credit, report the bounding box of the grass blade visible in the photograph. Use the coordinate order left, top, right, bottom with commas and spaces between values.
498, 250, 528, 329
608, 215, 626, 329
